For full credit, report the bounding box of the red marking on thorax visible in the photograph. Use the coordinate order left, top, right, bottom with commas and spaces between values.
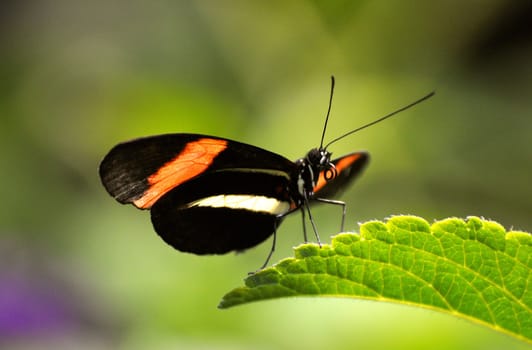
133, 138, 228, 208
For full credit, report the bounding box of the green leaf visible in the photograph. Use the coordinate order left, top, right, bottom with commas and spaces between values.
219, 216, 532, 342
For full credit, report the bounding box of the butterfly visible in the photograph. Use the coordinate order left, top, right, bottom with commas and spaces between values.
99, 76, 434, 269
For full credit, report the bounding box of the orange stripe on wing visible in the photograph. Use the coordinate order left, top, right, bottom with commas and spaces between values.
133, 138, 228, 209
313, 153, 364, 193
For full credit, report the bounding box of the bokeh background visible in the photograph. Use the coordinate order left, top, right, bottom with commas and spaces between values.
1, 1, 531, 349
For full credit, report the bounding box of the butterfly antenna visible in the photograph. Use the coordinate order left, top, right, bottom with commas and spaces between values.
319, 75, 336, 149
324, 91, 435, 149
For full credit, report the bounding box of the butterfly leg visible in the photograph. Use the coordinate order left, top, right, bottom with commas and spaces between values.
299, 206, 308, 242
305, 201, 322, 247
260, 227, 277, 271
314, 197, 346, 232
252, 212, 292, 273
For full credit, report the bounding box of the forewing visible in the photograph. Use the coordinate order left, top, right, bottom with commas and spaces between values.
99, 134, 295, 209
313, 152, 369, 199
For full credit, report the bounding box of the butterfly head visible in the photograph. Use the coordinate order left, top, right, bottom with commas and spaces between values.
306, 148, 337, 181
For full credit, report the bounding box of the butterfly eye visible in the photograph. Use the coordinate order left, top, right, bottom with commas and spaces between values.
324, 164, 338, 181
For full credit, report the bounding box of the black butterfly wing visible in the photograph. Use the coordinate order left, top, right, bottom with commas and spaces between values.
313, 152, 369, 199
99, 134, 296, 209
151, 170, 293, 254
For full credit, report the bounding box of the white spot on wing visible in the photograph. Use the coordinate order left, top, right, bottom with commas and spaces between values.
188, 195, 290, 215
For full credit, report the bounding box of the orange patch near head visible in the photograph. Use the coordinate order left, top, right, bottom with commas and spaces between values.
133, 138, 228, 208
314, 153, 363, 193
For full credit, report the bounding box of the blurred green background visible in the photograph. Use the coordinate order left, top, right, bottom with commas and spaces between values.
1, 1, 531, 349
